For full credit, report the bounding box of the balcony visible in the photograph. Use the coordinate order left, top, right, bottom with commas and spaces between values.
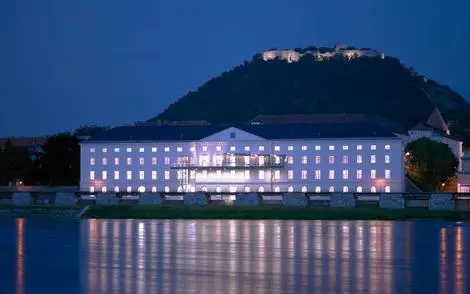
172, 153, 286, 170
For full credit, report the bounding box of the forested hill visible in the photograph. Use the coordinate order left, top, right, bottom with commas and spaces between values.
151, 47, 470, 144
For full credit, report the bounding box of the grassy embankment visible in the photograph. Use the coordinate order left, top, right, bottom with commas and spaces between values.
82, 205, 470, 221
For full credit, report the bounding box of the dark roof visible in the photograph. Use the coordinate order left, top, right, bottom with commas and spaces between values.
84, 122, 398, 143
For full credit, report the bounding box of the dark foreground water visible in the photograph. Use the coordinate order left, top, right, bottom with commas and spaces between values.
0, 219, 469, 294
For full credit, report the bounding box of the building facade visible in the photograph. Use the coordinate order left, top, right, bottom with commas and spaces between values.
80, 122, 405, 194
458, 150, 470, 193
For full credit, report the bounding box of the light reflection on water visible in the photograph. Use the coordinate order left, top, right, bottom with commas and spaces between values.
77, 219, 469, 294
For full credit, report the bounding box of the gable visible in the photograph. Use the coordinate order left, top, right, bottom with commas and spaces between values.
201, 127, 266, 141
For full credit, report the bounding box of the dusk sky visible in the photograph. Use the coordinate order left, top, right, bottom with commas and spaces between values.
1, 0, 469, 137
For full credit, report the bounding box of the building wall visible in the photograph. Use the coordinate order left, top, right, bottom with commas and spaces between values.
80, 135, 404, 193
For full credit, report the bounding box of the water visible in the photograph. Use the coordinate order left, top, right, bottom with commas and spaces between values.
0, 219, 469, 294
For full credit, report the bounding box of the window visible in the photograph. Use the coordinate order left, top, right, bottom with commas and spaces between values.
152, 157, 157, 165
230, 132, 236, 139
139, 148, 144, 153
202, 146, 208, 152
329, 170, 335, 179
90, 158, 95, 165
151, 186, 157, 193
102, 158, 107, 165
371, 145, 376, 150
315, 156, 321, 164
90, 148, 95, 153
357, 155, 362, 164
152, 171, 157, 180
89, 171, 95, 180
287, 156, 294, 164
138, 186, 145, 193
329, 145, 335, 151
164, 171, 170, 180
152, 147, 157, 152
315, 145, 321, 151
189, 146, 195, 152
230, 186, 238, 193
164, 186, 170, 193
385, 144, 391, 150
342, 170, 348, 180
114, 186, 119, 193
302, 146, 307, 151
342, 155, 349, 164
288, 186, 294, 192
127, 158, 132, 165
356, 170, 362, 179
301, 156, 308, 164
301, 170, 307, 179
102, 148, 107, 153
244, 146, 250, 151
259, 186, 265, 193
114, 148, 120, 152
315, 170, 321, 180
127, 186, 132, 193
274, 156, 281, 164
385, 155, 390, 164
114, 158, 119, 165
244, 186, 251, 192
190, 170, 195, 179
230, 170, 236, 178
371, 170, 376, 179
164, 157, 170, 165
288, 146, 293, 151
216, 146, 222, 152
259, 156, 265, 166
230, 146, 236, 151
202, 170, 207, 178
177, 147, 183, 152
126, 148, 132, 152
385, 169, 391, 179
258, 145, 265, 151
201, 186, 208, 192
328, 156, 335, 164
329, 186, 335, 192
357, 145, 362, 150
102, 186, 107, 193
342, 145, 349, 150
315, 186, 321, 193
139, 157, 145, 165
215, 170, 221, 178
301, 186, 307, 193
164, 147, 170, 152
114, 171, 119, 180
244, 170, 250, 180
370, 186, 377, 193
177, 170, 183, 180
274, 170, 280, 180
370, 155, 376, 164
356, 186, 363, 193
275, 145, 281, 151
343, 186, 349, 193
384, 186, 391, 193
126, 171, 132, 180
288, 170, 294, 180
274, 186, 280, 192
258, 170, 265, 180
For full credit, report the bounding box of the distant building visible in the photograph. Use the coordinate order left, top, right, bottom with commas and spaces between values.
458, 150, 470, 192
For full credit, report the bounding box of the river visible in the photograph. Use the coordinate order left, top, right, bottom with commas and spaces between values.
0, 218, 468, 293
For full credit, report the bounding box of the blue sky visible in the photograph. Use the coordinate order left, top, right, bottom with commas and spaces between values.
1, 0, 469, 137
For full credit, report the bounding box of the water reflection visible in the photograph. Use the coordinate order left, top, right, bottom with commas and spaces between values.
81, 220, 469, 294
16, 218, 24, 294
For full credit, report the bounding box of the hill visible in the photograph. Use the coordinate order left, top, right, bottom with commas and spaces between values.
151, 45, 470, 145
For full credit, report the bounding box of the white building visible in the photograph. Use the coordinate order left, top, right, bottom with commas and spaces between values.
80, 122, 405, 194
458, 150, 470, 192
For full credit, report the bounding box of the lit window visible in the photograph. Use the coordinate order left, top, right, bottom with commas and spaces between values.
230, 146, 236, 151
342, 155, 349, 164
189, 146, 195, 152
315, 186, 321, 193
164, 171, 170, 180
274, 145, 281, 151
259, 146, 265, 151
139, 171, 144, 180
371, 145, 376, 150
138, 186, 145, 193
216, 146, 222, 152
164, 186, 169, 193
244, 186, 250, 192
215, 186, 222, 193
371, 186, 377, 193
258, 170, 265, 180
139, 148, 144, 153
102, 148, 107, 153
201, 186, 208, 192
139, 157, 145, 165
114, 157, 119, 165
274, 156, 280, 164
342, 145, 349, 150
202, 170, 207, 178
244, 146, 250, 151
127, 148, 132, 152
151, 186, 157, 192
287, 146, 293, 151
258, 186, 265, 193
315, 170, 321, 180
328, 156, 335, 164
329, 186, 335, 192
164, 147, 170, 152
114, 171, 119, 180
126, 171, 132, 180
356, 186, 363, 193
288, 170, 294, 180
301, 186, 307, 193
202, 146, 208, 152
356, 170, 362, 179
329, 170, 335, 179
288, 186, 294, 192
190, 171, 195, 179
90, 148, 95, 153
301, 170, 307, 179
274, 186, 280, 192
102, 186, 107, 193
301, 156, 308, 164
385, 155, 390, 164
343, 186, 349, 192
287, 156, 294, 164
127, 186, 132, 193
357, 155, 362, 163
127, 158, 132, 165
90, 158, 95, 165
315, 145, 321, 151
102, 158, 107, 165
385, 169, 391, 179
151, 171, 157, 180
114, 186, 119, 193
152, 147, 157, 152
370, 155, 376, 163
177, 147, 183, 152
244, 170, 250, 180
315, 156, 321, 164
342, 170, 348, 179
357, 145, 362, 150
385, 145, 391, 150
274, 170, 280, 180
371, 170, 376, 179
89, 171, 95, 180
329, 145, 335, 151
230, 170, 236, 178
259, 156, 265, 166
230, 186, 238, 193
384, 186, 391, 193
164, 157, 170, 165
114, 148, 120, 152
152, 157, 157, 165
302, 146, 307, 151
177, 170, 183, 180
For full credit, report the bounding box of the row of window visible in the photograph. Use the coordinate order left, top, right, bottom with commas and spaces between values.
89, 185, 392, 193
89, 154, 392, 166
89, 144, 392, 154
89, 169, 392, 181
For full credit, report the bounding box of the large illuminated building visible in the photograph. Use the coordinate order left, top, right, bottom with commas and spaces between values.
80, 121, 405, 194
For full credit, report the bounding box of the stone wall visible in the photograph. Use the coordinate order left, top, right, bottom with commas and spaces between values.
429, 193, 455, 211
234, 193, 261, 206
96, 193, 119, 205
379, 193, 405, 209
139, 193, 164, 205
330, 193, 356, 208
12, 192, 32, 205
282, 193, 308, 207
184, 193, 209, 206
55, 192, 77, 205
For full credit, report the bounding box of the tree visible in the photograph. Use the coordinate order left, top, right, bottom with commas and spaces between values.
0, 139, 33, 185
405, 138, 458, 191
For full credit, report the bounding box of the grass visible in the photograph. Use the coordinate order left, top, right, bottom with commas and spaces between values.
82, 205, 470, 221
